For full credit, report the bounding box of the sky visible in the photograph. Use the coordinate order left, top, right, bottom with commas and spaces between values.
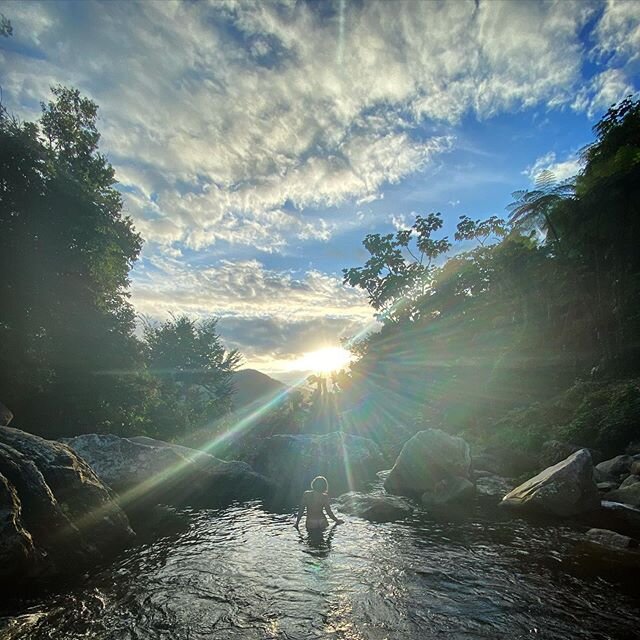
1, 0, 639, 383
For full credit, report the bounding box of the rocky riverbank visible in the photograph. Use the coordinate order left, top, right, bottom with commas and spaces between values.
2, 405, 640, 590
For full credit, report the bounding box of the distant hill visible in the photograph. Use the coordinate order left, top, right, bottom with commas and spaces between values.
231, 369, 286, 409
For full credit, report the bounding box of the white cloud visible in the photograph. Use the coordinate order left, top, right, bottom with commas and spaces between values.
2, 0, 625, 252
131, 256, 372, 323
594, 0, 640, 65
573, 68, 637, 117
524, 151, 582, 183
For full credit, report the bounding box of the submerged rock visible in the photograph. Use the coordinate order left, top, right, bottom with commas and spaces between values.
336, 491, 413, 522
0, 427, 133, 586
586, 528, 639, 551
249, 432, 385, 503
63, 433, 273, 510
501, 449, 599, 517
604, 484, 640, 508
590, 501, 640, 538
384, 429, 474, 504
421, 477, 475, 507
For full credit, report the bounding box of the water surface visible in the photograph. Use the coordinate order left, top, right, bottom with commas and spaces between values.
2, 501, 639, 639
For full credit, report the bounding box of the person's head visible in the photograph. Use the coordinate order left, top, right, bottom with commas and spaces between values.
310, 475, 328, 493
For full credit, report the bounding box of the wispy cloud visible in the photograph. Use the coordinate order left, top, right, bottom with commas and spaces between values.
2, 0, 639, 370
524, 151, 582, 183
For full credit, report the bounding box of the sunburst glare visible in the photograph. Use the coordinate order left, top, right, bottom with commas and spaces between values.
295, 346, 352, 374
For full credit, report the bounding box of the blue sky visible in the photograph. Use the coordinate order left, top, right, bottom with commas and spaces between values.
2, 0, 639, 381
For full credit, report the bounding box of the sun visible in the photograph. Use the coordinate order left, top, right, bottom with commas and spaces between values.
299, 346, 352, 374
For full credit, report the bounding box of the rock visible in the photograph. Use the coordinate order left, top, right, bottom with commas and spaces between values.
471, 452, 502, 474
335, 491, 413, 522
476, 474, 514, 500
63, 433, 273, 510
0, 427, 133, 585
0, 472, 36, 579
596, 455, 634, 480
473, 446, 537, 477
604, 484, 640, 508
0, 402, 12, 426
421, 477, 475, 507
501, 449, 599, 517
249, 432, 385, 504
539, 440, 602, 469
385, 429, 473, 500
631, 460, 640, 476
590, 501, 640, 538
597, 481, 619, 492
586, 528, 639, 550
376, 469, 391, 481
620, 475, 640, 489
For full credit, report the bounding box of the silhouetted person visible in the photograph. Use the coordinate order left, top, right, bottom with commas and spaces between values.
294, 476, 343, 530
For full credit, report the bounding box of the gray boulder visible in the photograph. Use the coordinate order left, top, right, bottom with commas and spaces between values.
63, 433, 272, 510
0, 402, 12, 426
596, 455, 634, 480
604, 483, 640, 508
597, 480, 619, 492
336, 491, 413, 522
248, 432, 385, 504
631, 460, 640, 476
0, 427, 133, 585
620, 475, 640, 489
476, 474, 514, 500
385, 429, 473, 501
586, 528, 639, 550
501, 449, 599, 517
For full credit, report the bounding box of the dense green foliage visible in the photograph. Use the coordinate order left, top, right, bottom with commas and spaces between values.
343, 98, 640, 455
0, 88, 239, 440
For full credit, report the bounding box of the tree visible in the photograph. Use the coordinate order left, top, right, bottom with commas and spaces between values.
342, 213, 451, 322
0, 13, 12, 37
142, 316, 242, 442
507, 169, 574, 245
0, 86, 142, 435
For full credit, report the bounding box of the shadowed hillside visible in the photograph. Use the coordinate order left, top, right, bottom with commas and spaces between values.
232, 369, 286, 409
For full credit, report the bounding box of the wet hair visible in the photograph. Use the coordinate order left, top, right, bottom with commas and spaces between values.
310, 476, 328, 493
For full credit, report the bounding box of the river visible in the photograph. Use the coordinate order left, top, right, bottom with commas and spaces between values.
1, 500, 639, 639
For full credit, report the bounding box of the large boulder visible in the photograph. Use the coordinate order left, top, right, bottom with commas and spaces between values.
384, 429, 473, 503
501, 449, 599, 517
605, 484, 640, 508
596, 455, 634, 480
335, 491, 413, 522
0, 427, 133, 586
63, 434, 273, 510
248, 432, 385, 504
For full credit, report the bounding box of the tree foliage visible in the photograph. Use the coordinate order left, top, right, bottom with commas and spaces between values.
342, 97, 640, 451
0, 87, 240, 441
